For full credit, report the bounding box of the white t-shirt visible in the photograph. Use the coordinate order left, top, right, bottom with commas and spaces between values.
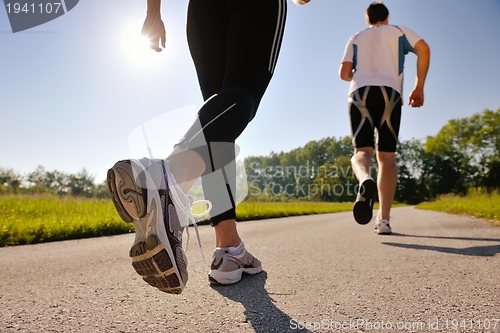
341, 24, 422, 95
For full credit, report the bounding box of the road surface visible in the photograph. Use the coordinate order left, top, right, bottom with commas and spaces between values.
1, 206, 499, 332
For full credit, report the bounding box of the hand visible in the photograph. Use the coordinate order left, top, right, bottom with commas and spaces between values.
142, 15, 166, 52
291, 0, 310, 5
408, 87, 424, 108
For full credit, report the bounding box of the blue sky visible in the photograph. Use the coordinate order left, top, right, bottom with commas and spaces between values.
1, 0, 500, 184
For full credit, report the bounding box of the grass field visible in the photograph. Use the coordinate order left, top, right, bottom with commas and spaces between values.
0, 196, 133, 247
416, 189, 500, 224
2, 190, 497, 247
0, 195, 355, 247
234, 201, 353, 221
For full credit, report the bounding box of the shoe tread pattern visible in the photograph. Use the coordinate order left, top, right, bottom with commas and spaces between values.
353, 179, 377, 225
107, 159, 187, 294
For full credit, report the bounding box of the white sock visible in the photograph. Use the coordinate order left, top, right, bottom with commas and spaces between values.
361, 175, 374, 183
227, 241, 244, 255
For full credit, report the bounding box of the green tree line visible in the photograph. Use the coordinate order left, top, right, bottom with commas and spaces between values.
244, 108, 500, 204
0, 166, 109, 198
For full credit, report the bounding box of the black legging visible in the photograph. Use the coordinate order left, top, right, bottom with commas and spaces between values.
176, 0, 287, 225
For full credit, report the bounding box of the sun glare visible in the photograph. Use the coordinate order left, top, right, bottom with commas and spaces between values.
121, 22, 165, 67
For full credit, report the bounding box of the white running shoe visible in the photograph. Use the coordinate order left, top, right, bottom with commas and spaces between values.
107, 158, 210, 294
374, 217, 392, 235
208, 243, 262, 285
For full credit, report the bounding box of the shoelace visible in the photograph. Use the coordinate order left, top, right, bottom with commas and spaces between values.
163, 161, 212, 258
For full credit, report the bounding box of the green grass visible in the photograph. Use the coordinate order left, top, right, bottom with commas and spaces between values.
0, 195, 133, 247
235, 201, 354, 221
416, 189, 500, 224
4, 190, 497, 247
0, 195, 358, 247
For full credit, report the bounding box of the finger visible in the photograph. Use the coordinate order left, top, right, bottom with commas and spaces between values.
150, 44, 162, 52
160, 34, 166, 49
411, 101, 422, 108
149, 37, 162, 52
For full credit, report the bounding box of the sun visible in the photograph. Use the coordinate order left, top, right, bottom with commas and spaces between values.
121, 22, 165, 67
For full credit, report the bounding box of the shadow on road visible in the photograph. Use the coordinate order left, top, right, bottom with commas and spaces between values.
210, 271, 312, 333
382, 233, 500, 256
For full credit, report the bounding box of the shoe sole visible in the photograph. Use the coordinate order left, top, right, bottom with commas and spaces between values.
107, 160, 187, 294
353, 179, 376, 225
208, 266, 262, 285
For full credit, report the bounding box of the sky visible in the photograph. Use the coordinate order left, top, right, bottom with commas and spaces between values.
1, 0, 500, 184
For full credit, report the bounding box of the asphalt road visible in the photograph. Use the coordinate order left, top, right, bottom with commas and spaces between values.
1, 206, 499, 333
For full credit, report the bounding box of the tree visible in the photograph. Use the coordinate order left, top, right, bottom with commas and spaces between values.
313, 155, 357, 202
0, 167, 22, 193
395, 139, 429, 203
67, 168, 96, 197
425, 108, 500, 193
244, 136, 355, 201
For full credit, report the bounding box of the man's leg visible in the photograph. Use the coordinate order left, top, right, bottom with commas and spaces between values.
375, 151, 397, 220
351, 146, 375, 182
351, 146, 377, 224
372, 86, 401, 234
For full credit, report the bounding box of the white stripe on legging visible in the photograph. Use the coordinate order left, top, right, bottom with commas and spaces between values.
187, 100, 237, 147
268, 0, 286, 74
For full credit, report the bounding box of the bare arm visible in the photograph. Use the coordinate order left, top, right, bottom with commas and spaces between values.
339, 62, 354, 82
408, 39, 430, 107
142, 0, 166, 52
